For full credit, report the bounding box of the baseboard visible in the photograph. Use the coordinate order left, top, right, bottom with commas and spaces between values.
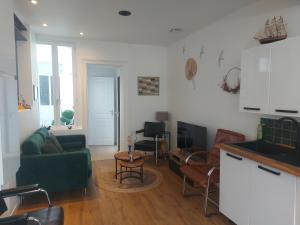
10, 197, 20, 216
0, 178, 21, 217
1, 196, 20, 217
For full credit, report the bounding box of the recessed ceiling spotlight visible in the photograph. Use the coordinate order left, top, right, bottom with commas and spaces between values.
42, 23, 48, 27
30, 0, 38, 4
118, 10, 132, 16
169, 27, 183, 33
79, 32, 84, 36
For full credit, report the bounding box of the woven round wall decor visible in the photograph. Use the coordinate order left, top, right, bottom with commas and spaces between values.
220, 66, 241, 94
185, 58, 197, 80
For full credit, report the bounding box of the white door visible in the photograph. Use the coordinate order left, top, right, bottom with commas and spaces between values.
88, 77, 115, 145
269, 37, 300, 117
220, 150, 251, 225
250, 163, 296, 225
240, 45, 270, 114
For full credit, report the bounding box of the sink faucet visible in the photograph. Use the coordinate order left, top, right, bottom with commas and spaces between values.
278, 117, 299, 150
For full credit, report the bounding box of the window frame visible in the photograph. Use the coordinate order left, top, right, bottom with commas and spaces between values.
36, 41, 78, 128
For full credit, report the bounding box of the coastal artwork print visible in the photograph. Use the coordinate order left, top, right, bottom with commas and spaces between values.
138, 76, 160, 96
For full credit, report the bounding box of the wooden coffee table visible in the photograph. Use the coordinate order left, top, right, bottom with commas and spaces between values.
119, 159, 144, 184
114, 151, 144, 179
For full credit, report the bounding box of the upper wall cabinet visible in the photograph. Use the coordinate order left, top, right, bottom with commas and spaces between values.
240, 45, 270, 114
240, 36, 300, 117
269, 38, 300, 116
0, 0, 16, 76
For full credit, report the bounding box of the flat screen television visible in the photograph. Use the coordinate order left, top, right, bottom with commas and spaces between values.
177, 121, 207, 153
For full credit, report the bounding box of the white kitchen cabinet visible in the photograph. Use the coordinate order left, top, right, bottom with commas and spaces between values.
219, 150, 252, 225
249, 163, 296, 225
240, 45, 270, 114
240, 36, 300, 117
220, 149, 300, 225
269, 37, 300, 117
296, 178, 300, 225
0, 0, 16, 76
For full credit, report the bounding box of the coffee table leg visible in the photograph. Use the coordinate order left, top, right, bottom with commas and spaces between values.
141, 166, 144, 183
120, 165, 123, 184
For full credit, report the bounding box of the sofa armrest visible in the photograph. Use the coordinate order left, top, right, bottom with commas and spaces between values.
18, 151, 89, 191
55, 135, 86, 150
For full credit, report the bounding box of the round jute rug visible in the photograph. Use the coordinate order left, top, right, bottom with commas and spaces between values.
95, 167, 163, 193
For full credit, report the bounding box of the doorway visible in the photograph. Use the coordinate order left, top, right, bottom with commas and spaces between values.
87, 64, 120, 148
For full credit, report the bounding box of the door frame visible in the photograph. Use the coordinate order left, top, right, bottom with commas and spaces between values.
82, 59, 129, 151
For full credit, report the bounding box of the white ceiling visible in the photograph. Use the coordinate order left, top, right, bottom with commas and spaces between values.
14, 0, 257, 46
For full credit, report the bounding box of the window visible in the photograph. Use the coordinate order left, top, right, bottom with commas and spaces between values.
39, 76, 52, 105
36, 43, 75, 127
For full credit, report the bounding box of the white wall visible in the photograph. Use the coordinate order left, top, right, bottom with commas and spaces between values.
17, 27, 40, 143
0, 1, 23, 215
36, 35, 168, 149
128, 45, 168, 133
167, 0, 300, 148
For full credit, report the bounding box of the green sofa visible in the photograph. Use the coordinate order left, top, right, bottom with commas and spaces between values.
16, 128, 92, 193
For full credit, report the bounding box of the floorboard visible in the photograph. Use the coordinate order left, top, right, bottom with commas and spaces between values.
17, 159, 231, 225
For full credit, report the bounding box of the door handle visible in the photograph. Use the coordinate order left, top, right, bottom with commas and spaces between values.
258, 165, 281, 176
275, 109, 298, 114
226, 153, 243, 161
243, 107, 261, 111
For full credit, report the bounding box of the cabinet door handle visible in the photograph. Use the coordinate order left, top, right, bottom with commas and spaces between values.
275, 109, 298, 114
243, 107, 261, 111
258, 165, 281, 176
226, 153, 243, 161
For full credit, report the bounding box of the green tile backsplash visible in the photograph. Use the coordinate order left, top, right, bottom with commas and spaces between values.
261, 118, 298, 148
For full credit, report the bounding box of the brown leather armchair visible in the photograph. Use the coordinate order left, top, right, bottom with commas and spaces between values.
180, 129, 245, 216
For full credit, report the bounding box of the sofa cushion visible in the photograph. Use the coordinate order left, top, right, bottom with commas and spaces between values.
17, 148, 91, 192
47, 134, 63, 152
21, 134, 44, 155
55, 135, 86, 150
35, 127, 49, 140
41, 138, 62, 154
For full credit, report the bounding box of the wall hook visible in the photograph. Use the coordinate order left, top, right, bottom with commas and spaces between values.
200, 46, 205, 59
218, 50, 225, 67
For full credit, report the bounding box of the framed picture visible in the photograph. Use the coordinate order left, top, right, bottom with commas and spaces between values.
138, 76, 159, 96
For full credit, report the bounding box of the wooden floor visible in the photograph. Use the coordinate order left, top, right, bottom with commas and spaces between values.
17, 159, 231, 225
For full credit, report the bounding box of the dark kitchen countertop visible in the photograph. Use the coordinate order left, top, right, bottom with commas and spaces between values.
221, 141, 300, 177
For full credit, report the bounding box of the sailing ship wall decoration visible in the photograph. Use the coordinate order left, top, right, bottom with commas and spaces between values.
254, 16, 287, 44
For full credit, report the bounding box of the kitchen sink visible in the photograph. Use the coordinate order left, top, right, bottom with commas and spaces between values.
230, 140, 300, 168
232, 140, 293, 156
